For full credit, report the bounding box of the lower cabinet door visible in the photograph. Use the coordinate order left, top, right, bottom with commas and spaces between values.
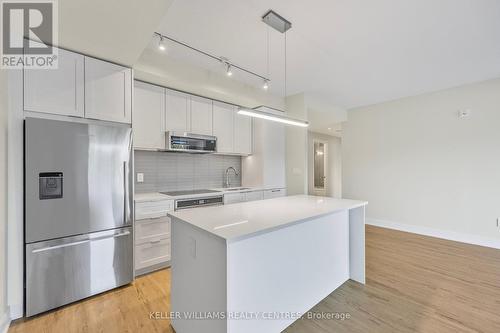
135, 238, 171, 270
135, 216, 171, 245
244, 191, 263, 202
263, 188, 286, 199
25, 227, 133, 317
224, 193, 245, 204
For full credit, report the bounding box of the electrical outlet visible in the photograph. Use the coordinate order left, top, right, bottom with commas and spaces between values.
137, 173, 144, 183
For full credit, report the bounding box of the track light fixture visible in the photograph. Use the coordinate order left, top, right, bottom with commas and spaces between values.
153, 33, 270, 88
226, 63, 233, 77
262, 80, 269, 90
158, 35, 166, 51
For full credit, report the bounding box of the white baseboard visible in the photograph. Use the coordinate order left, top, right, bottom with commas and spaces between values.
9, 304, 22, 321
366, 218, 500, 250
0, 307, 11, 333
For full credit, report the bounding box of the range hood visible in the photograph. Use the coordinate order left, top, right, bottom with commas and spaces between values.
164, 131, 217, 153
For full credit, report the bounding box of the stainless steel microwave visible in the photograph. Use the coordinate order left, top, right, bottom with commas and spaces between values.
165, 132, 217, 153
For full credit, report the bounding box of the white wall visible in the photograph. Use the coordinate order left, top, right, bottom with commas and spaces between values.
307, 132, 342, 198
342, 78, 500, 245
6, 71, 23, 320
285, 94, 308, 195
242, 118, 286, 189
0, 70, 10, 331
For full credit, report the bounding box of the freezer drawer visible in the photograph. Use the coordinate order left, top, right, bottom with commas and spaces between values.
25, 227, 133, 317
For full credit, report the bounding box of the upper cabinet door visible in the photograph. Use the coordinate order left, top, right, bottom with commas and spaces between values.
234, 113, 252, 155
133, 81, 165, 150
212, 101, 235, 153
165, 89, 190, 132
24, 47, 84, 117
84, 57, 132, 124
190, 96, 213, 135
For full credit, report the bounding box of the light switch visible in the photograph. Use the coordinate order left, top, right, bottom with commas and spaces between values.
136, 173, 144, 183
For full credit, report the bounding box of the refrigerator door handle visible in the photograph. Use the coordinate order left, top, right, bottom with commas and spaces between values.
31, 230, 131, 254
32, 240, 90, 253
123, 161, 128, 225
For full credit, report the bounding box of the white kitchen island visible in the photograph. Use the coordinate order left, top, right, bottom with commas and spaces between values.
168, 195, 367, 333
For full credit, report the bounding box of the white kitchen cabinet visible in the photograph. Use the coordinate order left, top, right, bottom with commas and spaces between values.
165, 89, 190, 132
24, 46, 84, 117
190, 96, 213, 135
134, 198, 173, 275
263, 188, 286, 199
213, 101, 235, 153
242, 118, 285, 187
223, 192, 245, 205
135, 216, 171, 245
84, 57, 132, 124
133, 81, 165, 150
135, 238, 171, 271
244, 190, 263, 202
234, 113, 252, 155
135, 199, 174, 220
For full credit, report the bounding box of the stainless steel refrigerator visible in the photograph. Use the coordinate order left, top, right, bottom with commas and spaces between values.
24, 117, 134, 317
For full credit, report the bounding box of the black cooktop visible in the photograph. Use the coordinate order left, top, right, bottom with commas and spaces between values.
160, 189, 221, 196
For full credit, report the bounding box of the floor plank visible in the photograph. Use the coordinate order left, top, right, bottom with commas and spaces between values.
9, 226, 500, 332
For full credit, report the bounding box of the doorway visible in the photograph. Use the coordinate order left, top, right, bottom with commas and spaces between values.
313, 140, 328, 196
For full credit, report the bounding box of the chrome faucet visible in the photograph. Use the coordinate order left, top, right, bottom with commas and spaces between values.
225, 167, 239, 188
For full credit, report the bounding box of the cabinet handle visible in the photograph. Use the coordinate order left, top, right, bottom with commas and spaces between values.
150, 239, 162, 244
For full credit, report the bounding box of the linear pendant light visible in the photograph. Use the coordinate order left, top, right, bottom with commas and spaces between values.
238, 107, 309, 127
236, 11, 308, 128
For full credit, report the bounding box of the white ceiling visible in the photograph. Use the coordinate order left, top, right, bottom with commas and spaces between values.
154, 0, 500, 108
58, 0, 173, 66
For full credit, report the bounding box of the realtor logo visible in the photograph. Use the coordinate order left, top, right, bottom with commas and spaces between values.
1, 0, 58, 69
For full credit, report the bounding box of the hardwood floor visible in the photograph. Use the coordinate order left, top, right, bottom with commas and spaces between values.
9, 270, 174, 333
9, 225, 500, 333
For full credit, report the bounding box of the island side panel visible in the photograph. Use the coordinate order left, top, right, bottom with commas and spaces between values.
226, 210, 350, 333
171, 217, 228, 333
349, 205, 366, 284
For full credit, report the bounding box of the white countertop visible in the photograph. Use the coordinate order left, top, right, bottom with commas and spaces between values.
135, 186, 286, 202
134, 192, 171, 203
168, 195, 367, 242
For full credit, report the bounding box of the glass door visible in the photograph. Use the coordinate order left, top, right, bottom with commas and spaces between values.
313, 141, 327, 195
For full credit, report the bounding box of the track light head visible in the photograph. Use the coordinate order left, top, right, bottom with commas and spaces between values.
226, 63, 233, 77
263, 80, 269, 90
158, 35, 166, 51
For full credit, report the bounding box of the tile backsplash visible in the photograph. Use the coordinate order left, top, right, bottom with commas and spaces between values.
134, 151, 242, 193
